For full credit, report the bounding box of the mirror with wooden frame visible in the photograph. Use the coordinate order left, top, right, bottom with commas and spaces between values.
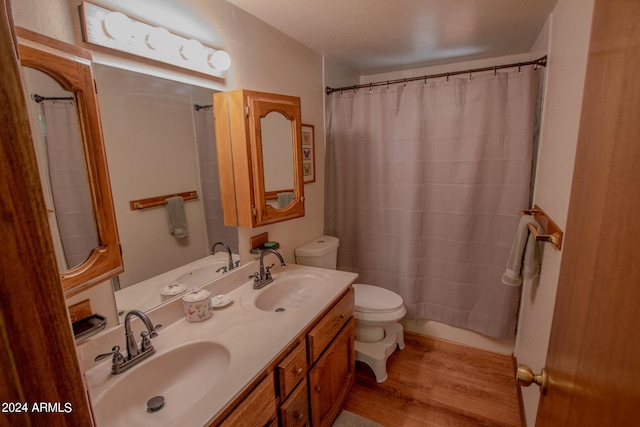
214, 89, 304, 228
17, 28, 123, 296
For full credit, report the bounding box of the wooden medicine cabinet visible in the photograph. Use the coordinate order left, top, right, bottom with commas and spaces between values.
17, 28, 123, 296
214, 90, 305, 228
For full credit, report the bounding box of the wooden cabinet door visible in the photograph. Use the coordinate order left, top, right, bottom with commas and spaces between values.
308, 320, 355, 427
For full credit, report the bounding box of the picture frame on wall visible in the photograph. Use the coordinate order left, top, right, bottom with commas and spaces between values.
301, 123, 315, 183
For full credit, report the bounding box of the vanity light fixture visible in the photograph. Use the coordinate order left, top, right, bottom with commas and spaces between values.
80, 1, 231, 78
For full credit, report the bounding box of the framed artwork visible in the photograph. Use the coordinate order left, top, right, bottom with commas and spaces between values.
301, 123, 315, 183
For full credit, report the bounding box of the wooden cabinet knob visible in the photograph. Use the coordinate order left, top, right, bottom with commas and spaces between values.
315, 386, 321, 393
295, 367, 303, 375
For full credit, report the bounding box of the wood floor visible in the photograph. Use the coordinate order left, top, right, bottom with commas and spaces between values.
342, 332, 524, 427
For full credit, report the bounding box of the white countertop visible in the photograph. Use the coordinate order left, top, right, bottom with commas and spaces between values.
81, 261, 358, 426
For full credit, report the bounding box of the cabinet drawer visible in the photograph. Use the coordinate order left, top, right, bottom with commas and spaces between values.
280, 378, 309, 427
307, 287, 354, 363
218, 373, 276, 427
277, 340, 307, 398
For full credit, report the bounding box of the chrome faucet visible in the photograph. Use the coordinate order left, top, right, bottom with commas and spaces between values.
250, 248, 286, 289
211, 241, 237, 272
95, 310, 161, 375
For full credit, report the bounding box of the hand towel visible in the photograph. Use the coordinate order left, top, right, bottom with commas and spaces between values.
277, 191, 294, 209
502, 215, 542, 286
166, 196, 188, 239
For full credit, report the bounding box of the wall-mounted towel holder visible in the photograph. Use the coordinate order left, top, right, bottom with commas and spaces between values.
520, 204, 563, 251
129, 191, 198, 211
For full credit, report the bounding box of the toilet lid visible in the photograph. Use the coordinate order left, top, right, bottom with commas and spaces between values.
354, 284, 404, 314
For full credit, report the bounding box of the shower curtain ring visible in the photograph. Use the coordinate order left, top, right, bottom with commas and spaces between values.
403, 78, 407, 88
369, 83, 373, 94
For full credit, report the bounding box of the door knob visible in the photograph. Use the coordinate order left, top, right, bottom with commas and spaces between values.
516, 364, 548, 395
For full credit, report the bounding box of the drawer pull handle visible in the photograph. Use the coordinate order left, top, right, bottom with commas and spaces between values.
315, 386, 321, 393
295, 367, 303, 375
332, 313, 345, 326
293, 411, 304, 421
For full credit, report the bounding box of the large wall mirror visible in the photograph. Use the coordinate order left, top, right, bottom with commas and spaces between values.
93, 63, 238, 318
18, 28, 123, 296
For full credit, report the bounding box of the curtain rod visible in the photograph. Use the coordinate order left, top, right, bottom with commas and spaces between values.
193, 103, 213, 111
31, 94, 74, 103
326, 55, 547, 95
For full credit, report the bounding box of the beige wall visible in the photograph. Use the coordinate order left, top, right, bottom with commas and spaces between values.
515, 0, 595, 425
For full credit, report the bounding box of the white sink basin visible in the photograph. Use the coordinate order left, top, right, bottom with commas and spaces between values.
253, 273, 328, 312
92, 341, 230, 426
174, 263, 228, 288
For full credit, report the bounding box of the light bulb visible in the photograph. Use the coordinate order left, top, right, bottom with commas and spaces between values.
103, 12, 131, 41
208, 50, 231, 71
145, 27, 170, 50
180, 39, 204, 62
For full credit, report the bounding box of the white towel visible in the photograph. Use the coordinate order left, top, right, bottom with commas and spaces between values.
276, 191, 294, 208
166, 196, 188, 239
502, 215, 542, 286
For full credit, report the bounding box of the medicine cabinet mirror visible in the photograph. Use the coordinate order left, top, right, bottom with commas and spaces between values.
17, 28, 123, 296
214, 90, 304, 228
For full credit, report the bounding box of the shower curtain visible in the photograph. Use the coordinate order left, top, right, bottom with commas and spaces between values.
41, 100, 98, 269
194, 107, 238, 253
325, 67, 542, 338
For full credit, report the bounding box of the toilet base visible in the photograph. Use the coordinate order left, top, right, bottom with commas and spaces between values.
355, 322, 405, 383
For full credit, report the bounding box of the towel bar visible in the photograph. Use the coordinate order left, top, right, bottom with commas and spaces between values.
129, 191, 199, 211
520, 205, 563, 251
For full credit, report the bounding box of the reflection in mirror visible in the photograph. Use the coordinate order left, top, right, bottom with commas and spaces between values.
92, 65, 238, 319
21, 68, 99, 272
261, 111, 295, 209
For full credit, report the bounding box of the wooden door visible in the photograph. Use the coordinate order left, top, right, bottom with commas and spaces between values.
536, 0, 640, 424
0, 1, 93, 425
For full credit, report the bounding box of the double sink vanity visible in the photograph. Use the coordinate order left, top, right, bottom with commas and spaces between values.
79, 260, 357, 426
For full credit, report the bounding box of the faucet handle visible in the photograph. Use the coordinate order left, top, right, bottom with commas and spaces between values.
149, 324, 162, 338
265, 264, 275, 280
95, 345, 121, 361
140, 331, 153, 351
95, 345, 125, 370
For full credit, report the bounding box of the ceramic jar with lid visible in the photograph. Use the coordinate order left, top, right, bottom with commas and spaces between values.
182, 288, 213, 322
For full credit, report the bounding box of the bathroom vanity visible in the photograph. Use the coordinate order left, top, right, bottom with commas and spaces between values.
80, 262, 357, 427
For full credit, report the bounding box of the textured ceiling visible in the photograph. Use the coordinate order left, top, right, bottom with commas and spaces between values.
228, 0, 557, 75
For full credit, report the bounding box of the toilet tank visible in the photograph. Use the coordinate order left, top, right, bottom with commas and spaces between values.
295, 235, 339, 269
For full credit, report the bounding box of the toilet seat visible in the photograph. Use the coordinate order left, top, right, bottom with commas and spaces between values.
354, 284, 404, 314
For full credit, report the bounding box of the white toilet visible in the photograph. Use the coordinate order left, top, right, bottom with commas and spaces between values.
295, 236, 406, 383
